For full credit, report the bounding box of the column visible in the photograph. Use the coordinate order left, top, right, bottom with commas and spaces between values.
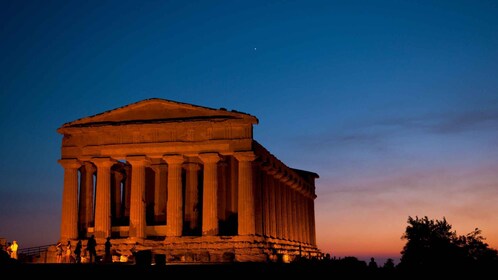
164, 155, 184, 237
184, 162, 200, 232
235, 152, 257, 236
92, 157, 115, 239
218, 160, 228, 221
229, 156, 238, 214
305, 197, 311, 244
59, 159, 81, 240
127, 156, 150, 240
123, 165, 132, 217
280, 181, 288, 239
297, 193, 304, 243
199, 153, 221, 236
151, 164, 167, 223
286, 187, 293, 241
263, 173, 271, 237
78, 162, 95, 237
291, 190, 298, 241
274, 178, 282, 239
310, 197, 316, 245
111, 170, 124, 221
268, 171, 277, 238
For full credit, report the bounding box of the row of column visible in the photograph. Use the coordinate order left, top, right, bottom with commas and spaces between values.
59, 152, 257, 240
260, 167, 316, 245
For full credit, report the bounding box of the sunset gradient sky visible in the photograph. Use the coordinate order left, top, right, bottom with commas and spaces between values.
1, 1, 498, 264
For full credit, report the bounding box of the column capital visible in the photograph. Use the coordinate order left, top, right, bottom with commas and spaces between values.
279, 175, 292, 184
92, 157, 117, 168
126, 155, 151, 166
163, 154, 185, 165
183, 162, 200, 171
82, 161, 96, 172
198, 153, 221, 164
234, 151, 257, 162
150, 163, 168, 173
58, 158, 81, 169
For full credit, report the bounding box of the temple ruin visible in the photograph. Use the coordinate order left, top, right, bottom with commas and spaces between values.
57, 98, 319, 262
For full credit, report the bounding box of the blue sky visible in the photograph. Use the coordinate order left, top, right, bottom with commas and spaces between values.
1, 0, 498, 263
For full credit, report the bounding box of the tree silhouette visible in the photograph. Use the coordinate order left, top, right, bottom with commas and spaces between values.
399, 216, 498, 272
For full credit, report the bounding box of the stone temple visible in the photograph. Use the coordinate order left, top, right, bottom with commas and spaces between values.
57, 98, 320, 262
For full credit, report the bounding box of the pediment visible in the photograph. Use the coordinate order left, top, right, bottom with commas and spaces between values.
60, 98, 258, 128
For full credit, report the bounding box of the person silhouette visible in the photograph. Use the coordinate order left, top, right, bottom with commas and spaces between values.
9, 241, 18, 260
65, 240, 72, 263
86, 235, 97, 263
74, 240, 82, 264
104, 237, 112, 263
55, 241, 63, 263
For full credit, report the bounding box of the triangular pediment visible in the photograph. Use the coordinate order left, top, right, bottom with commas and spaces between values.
60, 98, 258, 128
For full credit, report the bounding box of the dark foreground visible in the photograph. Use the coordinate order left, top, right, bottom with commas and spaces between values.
2, 262, 399, 278
2, 261, 496, 278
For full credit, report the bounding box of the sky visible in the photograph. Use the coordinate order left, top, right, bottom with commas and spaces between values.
1, 0, 498, 264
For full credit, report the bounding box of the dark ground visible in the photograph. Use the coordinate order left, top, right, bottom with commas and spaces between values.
1, 261, 402, 278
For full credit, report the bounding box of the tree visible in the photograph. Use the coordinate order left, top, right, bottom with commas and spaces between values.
399, 216, 498, 271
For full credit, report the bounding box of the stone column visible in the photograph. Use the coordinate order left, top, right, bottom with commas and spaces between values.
310, 197, 316, 245
291, 190, 298, 242
164, 155, 184, 237
92, 157, 115, 239
59, 159, 81, 240
199, 153, 221, 236
79, 162, 95, 237
279, 182, 288, 240
268, 171, 277, 238
234, 152, 257, 236
127, 156, 150, 240
263, 173, 271, 237
229, 156, 238, 214
112, 170, 124, 220
123, 165, 132, 218
286, 187, 293, 241
298, 193, 304, 243
151, 164, 167, 223
218, 160, 228, 221
184, 162, 200, 232
305, 197, 311, 244
274, 178, 282, 239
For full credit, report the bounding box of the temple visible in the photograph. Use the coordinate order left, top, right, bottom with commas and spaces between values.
57, 98, 319, 262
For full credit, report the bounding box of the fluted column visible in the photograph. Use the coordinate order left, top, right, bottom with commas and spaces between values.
234, 152, 257, 236
273, 178, 280, 239
267, 170, 277, 238
79, 162, 95, 237
305, 197, 311, 244
59, 159, 81, 240
184, 162, 200, 232
263, 173, 271, 237
310, 197, 316, 245
164, 155, 184, 237
151, 164, 167, 223
280, 181, 289, 239
111, 170, 124, 220
127, 156, 150, 240
92, 157, 115, 239
297, 194, 304, 243
291, 190, 298, 241
199, 153, 221, 236
286, 187, 293, 240
123, 165, 132, 218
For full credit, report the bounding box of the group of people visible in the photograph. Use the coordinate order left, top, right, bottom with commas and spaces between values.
55, 235, 111, 264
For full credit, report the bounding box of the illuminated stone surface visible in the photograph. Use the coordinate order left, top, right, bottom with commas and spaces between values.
56, 98, 320, 262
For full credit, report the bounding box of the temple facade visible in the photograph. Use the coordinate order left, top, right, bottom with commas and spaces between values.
57, 98, 319, 262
